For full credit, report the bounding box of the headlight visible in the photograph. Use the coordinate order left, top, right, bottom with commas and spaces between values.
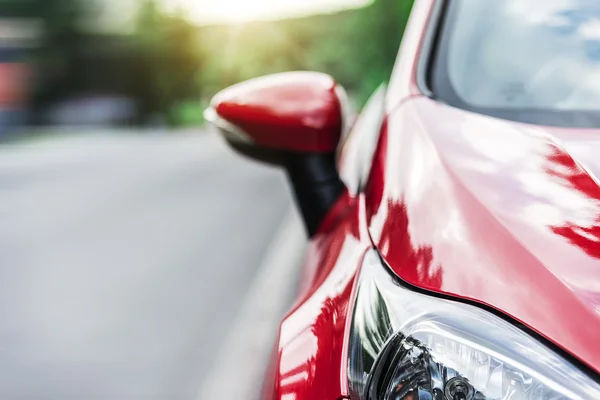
348, 250, 600, 400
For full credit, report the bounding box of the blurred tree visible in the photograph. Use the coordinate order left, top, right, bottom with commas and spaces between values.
134, 0, 205, 124
25, 0, 92, 120
330, 0, 414, 103
19, 0, 415, 126
374, 0, 414, 74
197, 0, 414, 107
0, 0, 31, 17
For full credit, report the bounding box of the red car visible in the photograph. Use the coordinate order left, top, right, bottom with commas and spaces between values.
206, 0, 600, 398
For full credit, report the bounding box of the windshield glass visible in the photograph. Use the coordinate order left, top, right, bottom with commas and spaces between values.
431, 0, 600, 128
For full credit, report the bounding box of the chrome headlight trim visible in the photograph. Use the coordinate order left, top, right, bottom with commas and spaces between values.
348, 249, 600, 400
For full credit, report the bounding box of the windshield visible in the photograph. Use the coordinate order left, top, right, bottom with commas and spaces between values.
431, 0, 600, 128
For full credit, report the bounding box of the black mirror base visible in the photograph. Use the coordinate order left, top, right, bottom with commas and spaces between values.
227, 140, 346, 237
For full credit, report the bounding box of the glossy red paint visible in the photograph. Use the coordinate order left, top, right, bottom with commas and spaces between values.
365, 96, 600, 374
212, 72, 343, 153
262, 192, 371, 400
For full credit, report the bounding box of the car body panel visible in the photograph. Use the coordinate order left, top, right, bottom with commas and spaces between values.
338, 84, 387, 196
260, 84, 390, 399
263, 192, 371, 400
365, 95, 600, 374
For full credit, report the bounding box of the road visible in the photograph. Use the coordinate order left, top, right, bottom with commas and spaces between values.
0, 131, 299, 399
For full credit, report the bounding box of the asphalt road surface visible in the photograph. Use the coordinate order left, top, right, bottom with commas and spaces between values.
0, 131, 297, 399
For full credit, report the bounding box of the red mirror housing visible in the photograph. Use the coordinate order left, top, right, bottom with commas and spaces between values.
205, 72, 346, 153
204, 72, 349, 237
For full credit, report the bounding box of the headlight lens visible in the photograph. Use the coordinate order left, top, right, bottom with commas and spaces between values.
348, 250, 600, 400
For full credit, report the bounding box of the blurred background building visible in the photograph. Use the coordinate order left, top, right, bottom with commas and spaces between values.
0, 17, 38, 135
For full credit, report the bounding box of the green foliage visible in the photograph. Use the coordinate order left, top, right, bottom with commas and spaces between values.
129, 0, 415, 126
170, 99, 208, 126
196, 0, 415, 109
23, 0, 92, 119
0, 0, 38, 17
29, 0, 415, 126
134, 1, 205, 119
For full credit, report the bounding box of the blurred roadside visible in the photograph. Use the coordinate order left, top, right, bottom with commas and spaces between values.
0, 130, 296, 399
0, 0, 412, 139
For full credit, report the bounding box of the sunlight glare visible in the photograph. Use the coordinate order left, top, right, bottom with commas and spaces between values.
165, 0, 372, 24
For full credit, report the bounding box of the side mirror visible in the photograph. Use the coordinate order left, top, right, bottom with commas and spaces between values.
205, 72, 348, 236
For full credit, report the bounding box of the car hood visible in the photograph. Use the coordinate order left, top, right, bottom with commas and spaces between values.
365, 96, 600, 373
